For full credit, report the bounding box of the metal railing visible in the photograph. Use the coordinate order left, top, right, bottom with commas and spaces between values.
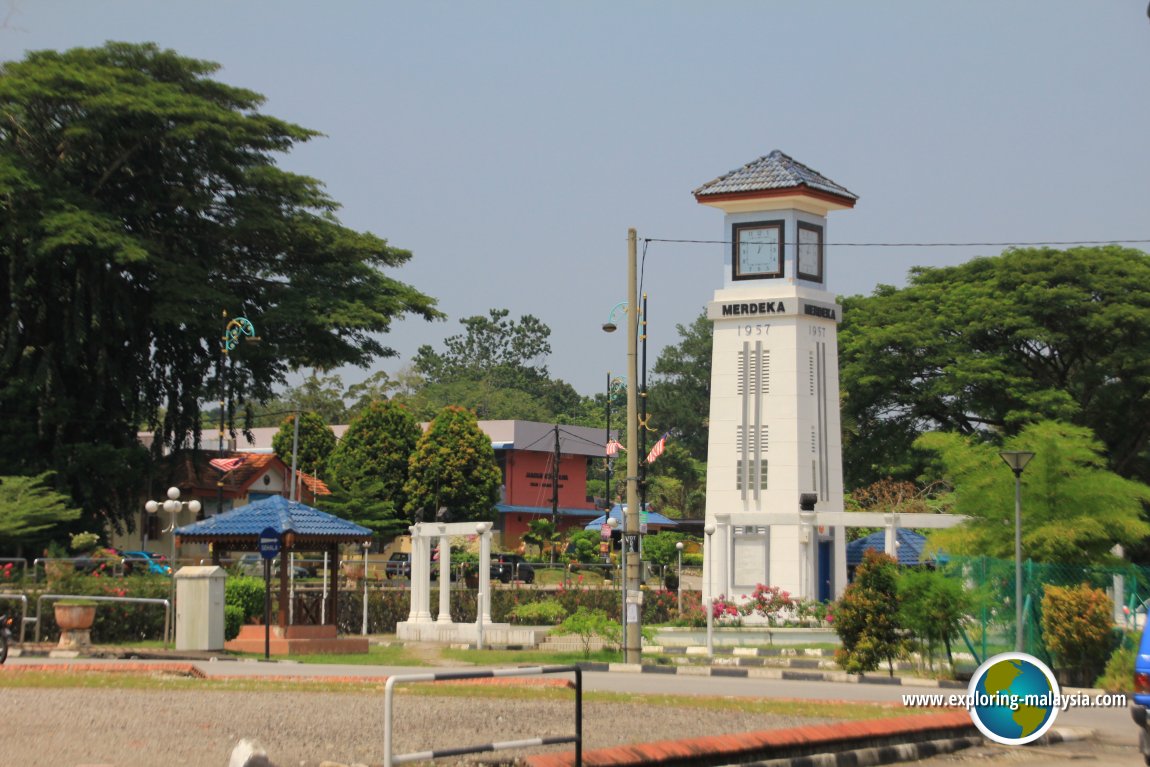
34, 594, 171, 647
0, 593, 30, 643
383, 665, 582, 767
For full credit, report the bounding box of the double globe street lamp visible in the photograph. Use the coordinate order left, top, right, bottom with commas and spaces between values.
145, 487, 201, 643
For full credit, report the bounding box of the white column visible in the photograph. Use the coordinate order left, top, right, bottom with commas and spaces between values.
478, 525, 492, 624
406, 526, 420, 622
414, 529, 432, 623
799, 510, 815, 600
884, 512, 898, 560
833, 525, 847, 598
437, 530, 452, 624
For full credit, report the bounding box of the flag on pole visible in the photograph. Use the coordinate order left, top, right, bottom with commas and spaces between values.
646, 432, 670, 464
605, 439, 626, 457
209, 456, 246, 473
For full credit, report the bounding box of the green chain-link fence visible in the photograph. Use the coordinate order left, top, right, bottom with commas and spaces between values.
944, 555, 1147, 668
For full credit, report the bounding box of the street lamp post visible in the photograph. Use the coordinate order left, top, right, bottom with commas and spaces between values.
601, 228, 642, 665
999, 450, 1035, 653
145, 487, 201, 645
217, 311, 257, 515
675, 541, 684, 615
361, 540, 371, 637
704, 523, 715, 657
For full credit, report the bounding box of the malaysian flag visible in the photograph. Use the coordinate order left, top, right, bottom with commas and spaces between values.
605, 439, 626, 457
209, 456, 246, 473
646, 433, 670, 464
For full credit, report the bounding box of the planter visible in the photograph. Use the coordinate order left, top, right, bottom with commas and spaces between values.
55, 602, 96, 650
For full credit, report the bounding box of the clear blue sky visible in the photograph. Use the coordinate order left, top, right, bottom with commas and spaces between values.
6, 1, 1150, 397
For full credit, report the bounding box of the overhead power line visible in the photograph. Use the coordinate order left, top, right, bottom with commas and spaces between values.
639, 235, 1150, 247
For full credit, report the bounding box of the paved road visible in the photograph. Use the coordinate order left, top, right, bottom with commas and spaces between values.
7, 655, 1143, 765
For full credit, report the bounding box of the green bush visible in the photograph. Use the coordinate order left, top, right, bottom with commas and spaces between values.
834, 549, 904, 675
554, 607, 621, 658
1095, 633, 1137, 693
1041, 583, 1115, 687
508, 600, 568, 625
224, 605, 245, 640
225, 576, 265, 621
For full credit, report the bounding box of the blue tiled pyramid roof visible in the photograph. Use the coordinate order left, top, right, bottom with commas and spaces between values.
584, 503, 679, 530
693, 150, 857, 201
176, 495, 372, 540
846, 528, 943, 567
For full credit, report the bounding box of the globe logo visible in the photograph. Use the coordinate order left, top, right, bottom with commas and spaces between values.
967, 652, 1060, 745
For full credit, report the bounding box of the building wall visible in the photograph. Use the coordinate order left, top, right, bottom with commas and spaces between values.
503, 450, 593, 509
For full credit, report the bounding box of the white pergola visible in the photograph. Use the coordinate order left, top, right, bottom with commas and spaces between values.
395, 520, 536, 645
704, 511, 966, 603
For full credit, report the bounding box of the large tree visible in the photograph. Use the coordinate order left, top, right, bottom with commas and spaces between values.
917, 420, 1150, 564
402, 308, 584, 421
325, 400, 421, 534
0, 473, 81, 553
0, 43, 439, 528
648, 310, 712, 462
839, 246, 1150, 488
403, 406, 501, 523
270, 411, 337, 479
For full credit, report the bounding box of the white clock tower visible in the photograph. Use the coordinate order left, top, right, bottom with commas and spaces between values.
694, 151, 857, 604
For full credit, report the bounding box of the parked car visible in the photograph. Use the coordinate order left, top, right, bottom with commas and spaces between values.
73, 547, 127, 575
121, 550, 171, 576
235, 553, 309, 579
1132, 619, 1150, 760
384, 552, 411, 579
491, 554, 535, 584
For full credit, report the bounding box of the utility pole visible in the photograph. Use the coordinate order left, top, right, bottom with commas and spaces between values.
624, 228, 641, 664
551, 423, 561, 565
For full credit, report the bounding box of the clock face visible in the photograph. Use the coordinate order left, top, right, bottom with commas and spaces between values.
797, 223, 823, 282
734, 223, 782, 279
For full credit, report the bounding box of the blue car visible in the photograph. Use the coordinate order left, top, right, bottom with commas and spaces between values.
1131, 621, 1150, 762
121, 550, 171, 576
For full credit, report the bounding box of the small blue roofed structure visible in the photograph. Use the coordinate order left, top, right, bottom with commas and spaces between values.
585, 503, 679, 532
846, 528, 942, 567
176, 495, 372, 653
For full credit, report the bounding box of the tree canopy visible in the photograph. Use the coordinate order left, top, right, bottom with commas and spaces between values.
917, 420, 1150, 564
403, 406, 502, 523
401, 309, 583, 421
839, 246, 1150, 488
270, 411, 337, 479
0, 473, 81, 549
0, 42, 439, 529
324, 400, 421, 535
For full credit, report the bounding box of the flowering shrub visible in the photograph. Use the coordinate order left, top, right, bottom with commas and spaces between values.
793, 597, 834, 625
0, 562, 15, 581
712, 595, 742, 625
739, 584, 794, 625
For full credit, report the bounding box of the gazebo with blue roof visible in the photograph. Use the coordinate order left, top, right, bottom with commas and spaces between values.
177, 495, 372, 654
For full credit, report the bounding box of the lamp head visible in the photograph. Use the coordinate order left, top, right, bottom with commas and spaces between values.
145, 500, 159, 514
676, 541, 684, 551
166, 487, 180, 501
704, 523, 715, 536
602, 322, 617, 333
999, 451, 1035, 473
188, 500, 202, 515
799, 493, 818, 511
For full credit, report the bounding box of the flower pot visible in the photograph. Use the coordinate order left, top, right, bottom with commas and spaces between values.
55, 602, 96, 650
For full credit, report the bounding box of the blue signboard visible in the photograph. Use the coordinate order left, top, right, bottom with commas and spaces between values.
258, 527, 280, 560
